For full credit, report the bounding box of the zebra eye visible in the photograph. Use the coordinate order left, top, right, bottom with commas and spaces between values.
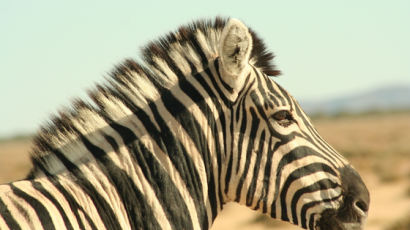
271, 110, 294, 127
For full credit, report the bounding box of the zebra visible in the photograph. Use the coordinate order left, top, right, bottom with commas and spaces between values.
0, 17, 369, 230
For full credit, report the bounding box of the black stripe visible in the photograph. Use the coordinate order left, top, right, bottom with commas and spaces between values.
130, 140, 194, 230
203, 60, 232, 107
308, 213, 316, 230
246, 130, 266, 206
184, 58, 198, 74
249, 89, 287, 138
9, 197, 30, 225
26, 160, 92, 230
235, 104, 248, 174
275, 83, 292, 108
193, 70, 228, 129
49, 129, 161, 230
115, 57, 217, 225
107, 89, 210, 226
252, 136, 273, 213
247, 86, 297, 215
233, 73, 252, 105
254, 68, 272, 110
279, 163, 338, 222
224, 109, 235, 195
102, 134, 162, 230
276, 85, 339, 166
49, 177, 97, 230
47, 146, 120, 229
261, 140, 283, 216
10, 184, 55, 230
178, 76, 225, 211
189, 32, 208, 68
270, 145, 336, 216
80, 130, 173, 230
300, 195, 342, 229
154, 91, 214, 223
265, 78, 285, 106
0, 196, 22, 230
235, 78, 254, 123
235, 107, 260, 202
30, 180, 74, 230
290, 179, 339, 225
214, 59, 234, 93
225, 76, 253, 195
293, 105, 340, 167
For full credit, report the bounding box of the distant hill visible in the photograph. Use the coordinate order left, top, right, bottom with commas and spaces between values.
300, 84, 410, 115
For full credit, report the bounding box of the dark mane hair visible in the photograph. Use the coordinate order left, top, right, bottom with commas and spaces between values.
30, 17, 280, 172
141, 17, 280, 77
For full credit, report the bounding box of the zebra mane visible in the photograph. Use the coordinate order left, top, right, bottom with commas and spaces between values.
30, 17, 280, 173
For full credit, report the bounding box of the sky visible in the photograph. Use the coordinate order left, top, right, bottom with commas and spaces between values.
1, 0, 409, 136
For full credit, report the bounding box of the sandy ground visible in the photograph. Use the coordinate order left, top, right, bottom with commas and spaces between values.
1, 113, 410, 229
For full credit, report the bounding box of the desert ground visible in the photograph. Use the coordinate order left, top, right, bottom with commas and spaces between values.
1, 112, 409, 230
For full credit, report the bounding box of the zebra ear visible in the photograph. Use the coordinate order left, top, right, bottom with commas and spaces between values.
219, 18, 253, 81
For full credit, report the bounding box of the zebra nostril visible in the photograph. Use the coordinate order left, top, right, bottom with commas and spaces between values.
354, 200, 368, 216
339, 165, 370, 216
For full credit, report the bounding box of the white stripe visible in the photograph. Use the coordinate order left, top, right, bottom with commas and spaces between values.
36, 177, 81, 229
274, 155, 339, 219
153, 98, 208, 229
249, 130, 270, 209
295, 186, 342, 226
98, 93, 206, 229
77, 210, 93, 230
287, 171, 341, 222
195, 29, 217, 61
0, 185, 42, 230
127, 156, 174, 230
57, 174, 107, 230
12, 180, 68, 230
227, 111, 253, 200
168, 43, 192, 76
264, 136, 339, 215
0, 211, 9, 230
303, 195, 342, 228
237, 126, 264, 204
78, 163, 130, 229
152, 56, 178, 86
96, 126, 174, 230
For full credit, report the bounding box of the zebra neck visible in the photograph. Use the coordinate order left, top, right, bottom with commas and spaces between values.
0, 174, 130, 229
3, 122, 223, 230
27, 82, 227, 229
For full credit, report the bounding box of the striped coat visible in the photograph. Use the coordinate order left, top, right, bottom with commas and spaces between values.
0, 17, 369, 230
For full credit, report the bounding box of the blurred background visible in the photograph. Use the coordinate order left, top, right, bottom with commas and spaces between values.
1, 1, 409, 229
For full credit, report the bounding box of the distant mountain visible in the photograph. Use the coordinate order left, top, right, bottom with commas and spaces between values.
300, 84, 410, 115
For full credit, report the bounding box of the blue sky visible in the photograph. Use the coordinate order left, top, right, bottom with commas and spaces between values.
1, 1, 409, 136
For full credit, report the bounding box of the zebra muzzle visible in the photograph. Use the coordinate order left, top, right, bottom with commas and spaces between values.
316, 165, 370, 230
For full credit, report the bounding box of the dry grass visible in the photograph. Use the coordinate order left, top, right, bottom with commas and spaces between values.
312, 113, 410, 230
385, 217, 410, 230
313, 113, 410, 182
1, 112, 409, 230
0, 138, 32, 183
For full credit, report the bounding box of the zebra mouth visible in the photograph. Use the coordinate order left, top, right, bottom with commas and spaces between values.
315, 207, 367, 230
315, 165, 369, 230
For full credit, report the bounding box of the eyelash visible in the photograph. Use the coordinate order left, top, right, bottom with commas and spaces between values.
271, 110, 295, 127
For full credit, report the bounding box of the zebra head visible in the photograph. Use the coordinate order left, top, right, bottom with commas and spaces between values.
218, 19, 370, 230
4, 17, 370, 230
